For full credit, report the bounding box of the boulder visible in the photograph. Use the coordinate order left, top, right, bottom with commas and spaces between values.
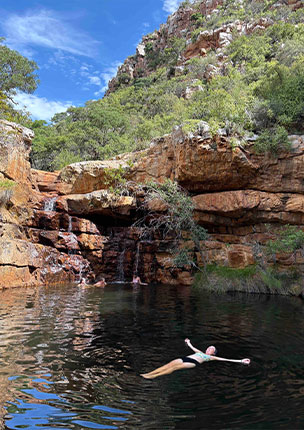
58, 190, 136, 217
32, 169, 61, 193
57, 160, 131, 194
0, 120, 33, 183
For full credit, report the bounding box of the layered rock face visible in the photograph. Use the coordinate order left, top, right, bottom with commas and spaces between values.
2, 119, 304, 288
0, 121, 93, 288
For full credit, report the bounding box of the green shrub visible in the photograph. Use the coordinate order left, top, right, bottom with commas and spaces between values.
191, 12, 205, 26
191, 27, 206, 43
117, 72, 132, 86
185, 53, 217, 79
266, 225, 304, 254
254, 125, 290, 155
103, 164, 129, 193
288, 8, 304, 24
137, 179, 208, 269
276, 38, 304, 67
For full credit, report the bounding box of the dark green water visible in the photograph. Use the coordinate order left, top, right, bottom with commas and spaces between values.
0, 284, 304, 429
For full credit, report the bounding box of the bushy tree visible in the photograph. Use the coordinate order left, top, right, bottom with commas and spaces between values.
267, 225, 304, 254
135, 179, 208, 270
256, 58, 304, 129
0, 39, 39, 100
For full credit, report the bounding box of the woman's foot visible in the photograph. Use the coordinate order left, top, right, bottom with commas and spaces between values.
140, 373, 155, 379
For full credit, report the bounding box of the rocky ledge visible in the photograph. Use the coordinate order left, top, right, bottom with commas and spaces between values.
1, 119, 304, 293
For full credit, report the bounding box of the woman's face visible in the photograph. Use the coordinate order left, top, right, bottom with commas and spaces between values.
206, 346, 216, 355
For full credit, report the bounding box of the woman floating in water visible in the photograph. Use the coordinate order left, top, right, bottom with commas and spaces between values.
141, 338, 250, 379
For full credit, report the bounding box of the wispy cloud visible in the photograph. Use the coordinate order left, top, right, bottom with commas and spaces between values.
14, 92, 72, 121
2, 9, 100, 58
163, 0, 183, 14
78, 61, 121, 96
99, 61, 121, 94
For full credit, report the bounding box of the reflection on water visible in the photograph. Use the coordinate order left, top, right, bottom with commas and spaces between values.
0, 284, 303, 429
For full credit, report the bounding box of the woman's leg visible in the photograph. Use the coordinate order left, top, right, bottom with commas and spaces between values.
141, 360, 196, 379
141, 359, 181, 378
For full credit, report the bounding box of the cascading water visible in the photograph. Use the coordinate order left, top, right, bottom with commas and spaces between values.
68, 215, 72, 233
133, 242, 140, 275
116, 249, 126, 283
44, 197, 57, 212
78, 259, 86, 282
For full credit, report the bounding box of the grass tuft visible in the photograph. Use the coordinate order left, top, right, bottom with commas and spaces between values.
0, 179, 15, 189
193, 264, 303, 297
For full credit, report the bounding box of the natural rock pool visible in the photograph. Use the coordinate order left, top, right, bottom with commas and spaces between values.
0, 284, 303, 429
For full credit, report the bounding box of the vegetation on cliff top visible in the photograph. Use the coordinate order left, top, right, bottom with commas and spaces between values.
1, 1, 304, 170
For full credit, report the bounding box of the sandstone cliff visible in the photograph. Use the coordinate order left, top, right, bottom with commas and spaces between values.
1, 119, 304, 293
2, 0, 304, 292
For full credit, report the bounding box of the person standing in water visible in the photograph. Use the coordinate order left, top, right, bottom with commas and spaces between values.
141, 338, 250, 379
132, 275, 147, 285
94, 277, 107, 287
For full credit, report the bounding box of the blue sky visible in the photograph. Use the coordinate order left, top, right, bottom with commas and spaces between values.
0, 0, 183, 121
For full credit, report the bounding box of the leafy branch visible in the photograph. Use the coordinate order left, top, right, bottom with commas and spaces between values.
133, 179, 208, 270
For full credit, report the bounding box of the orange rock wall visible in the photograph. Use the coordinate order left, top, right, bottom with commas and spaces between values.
2, 119, 304, 288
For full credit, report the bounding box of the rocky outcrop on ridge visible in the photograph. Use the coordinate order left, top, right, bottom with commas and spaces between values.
106, 0, 303, 94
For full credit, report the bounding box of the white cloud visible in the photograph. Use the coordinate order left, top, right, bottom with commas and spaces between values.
163, 0, 183, 14
89, 76, 101, 86
77, 61, 121, 96
47, 50, 77, 67
2, 9, 99, 58
13, 92, 72, 121
99, 61, 122, 94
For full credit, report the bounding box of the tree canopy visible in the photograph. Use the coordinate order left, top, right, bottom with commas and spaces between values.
0, 38, 39, 123
0, 38, 39, 99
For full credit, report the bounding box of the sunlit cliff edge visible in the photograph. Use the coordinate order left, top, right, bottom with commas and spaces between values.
1, 118, 304, 295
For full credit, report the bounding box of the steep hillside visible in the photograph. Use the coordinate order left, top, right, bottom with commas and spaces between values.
31, 0, 304, 170
107, 0, 303, 92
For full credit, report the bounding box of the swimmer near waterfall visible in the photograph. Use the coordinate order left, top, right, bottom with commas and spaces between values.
141, 338, 250, 379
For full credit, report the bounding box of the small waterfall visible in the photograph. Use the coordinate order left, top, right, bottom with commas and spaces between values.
116, 249, 126, 283
134, 242, 140, 275
66, 216, 77, 256
78, 260, 85, 282
71, 256, 89, 283
44, 197, 57, 212
68, 216, 72, 232
142, 229, 153, 243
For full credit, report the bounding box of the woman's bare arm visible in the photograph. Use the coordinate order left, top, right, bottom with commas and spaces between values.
211, 356, 250, 365
184, 338, 203, 354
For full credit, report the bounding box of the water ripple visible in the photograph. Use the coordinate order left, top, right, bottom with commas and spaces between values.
0, 285, 303, 429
